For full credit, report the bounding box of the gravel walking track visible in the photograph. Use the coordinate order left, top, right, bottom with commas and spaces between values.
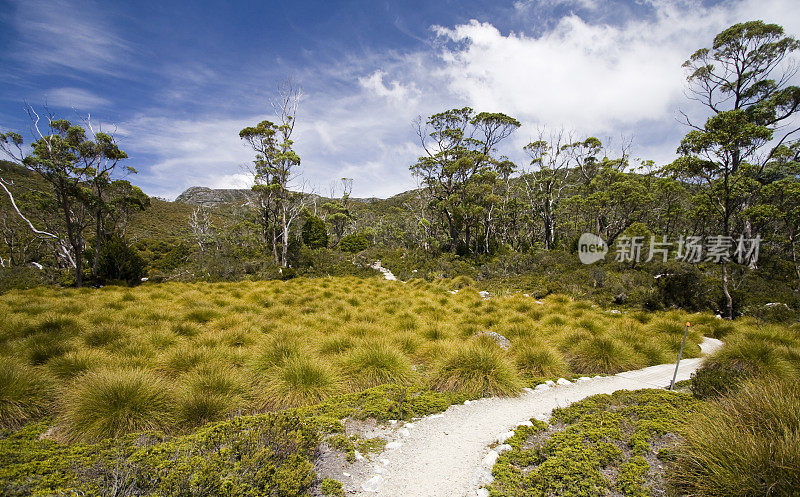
348, 337, 723, 497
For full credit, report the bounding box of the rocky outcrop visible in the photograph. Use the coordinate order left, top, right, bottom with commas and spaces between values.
174, 187, 257, 207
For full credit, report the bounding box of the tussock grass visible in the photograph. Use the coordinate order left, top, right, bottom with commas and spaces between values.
568, 336, 643, 374
341, 341, 415, 390
513, 341, 569, 377
58, 368, 173, 442
0, 277, 749, 439
431, 343, 522, 397
671, 377, 800, 496
0, 358, 53, 428
175, 364, 248, 427
260, 357, 339, 409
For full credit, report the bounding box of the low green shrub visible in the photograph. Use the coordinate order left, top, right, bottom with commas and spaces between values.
490, 389, 699, 497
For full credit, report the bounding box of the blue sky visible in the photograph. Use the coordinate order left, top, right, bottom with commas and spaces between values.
1, 0, 798, 199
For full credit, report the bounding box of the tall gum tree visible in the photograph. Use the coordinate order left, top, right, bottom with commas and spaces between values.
668, 20, 800, 318
0, 109, 129, 287
411, 108, 520, 254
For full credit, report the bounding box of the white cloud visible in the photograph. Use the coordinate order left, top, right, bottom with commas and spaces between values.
44, 87, 110, 109
115, 0, 800, 199
427, 0, 800, 163
6, 0, 131, 76
358, 70, 420, 104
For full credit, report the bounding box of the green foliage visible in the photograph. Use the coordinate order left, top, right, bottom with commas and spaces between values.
489, 389, 700, 497
301, 215, 328, 249
320, 478, 345, 496
96, 235, 145, 284
670, 377, 800, 496
338, 233, 370, 253
0, 412, 318, 497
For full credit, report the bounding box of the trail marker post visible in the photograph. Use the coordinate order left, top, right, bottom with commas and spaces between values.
669, 322, 691, 391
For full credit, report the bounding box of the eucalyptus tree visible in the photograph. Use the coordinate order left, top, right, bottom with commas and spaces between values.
0, 110, 128, 286
669, 20, 800, 317
520, 130, 590, 250
411, 108, 520, 253
240, 82, 304, 267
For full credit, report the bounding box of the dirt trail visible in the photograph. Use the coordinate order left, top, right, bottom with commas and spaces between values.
347, 337, 723, 497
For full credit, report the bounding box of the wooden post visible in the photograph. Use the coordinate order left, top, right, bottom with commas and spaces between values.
670, 322, 691, 391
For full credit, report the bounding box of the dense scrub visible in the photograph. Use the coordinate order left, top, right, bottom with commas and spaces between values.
0, 277, 720, 440
488, 389, 700, 497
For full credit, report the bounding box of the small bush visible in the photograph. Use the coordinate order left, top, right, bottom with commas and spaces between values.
431, 343, 521, 397
0, 358, 53, 428
96, 235, 146, 284
670, 378, 800, 496
58, 368, 173, 442
338, 233, 370, 253
320, 478, 345, 496
301, 215, 328, 249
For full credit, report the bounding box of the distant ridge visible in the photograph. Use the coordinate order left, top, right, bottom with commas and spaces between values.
174, 185, 410, 207
174, 187, 257, 207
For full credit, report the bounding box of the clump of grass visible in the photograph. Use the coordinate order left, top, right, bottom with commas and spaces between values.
83, 323, 124, 347
47, 350, 108, 379
26, 333, 74, 365
450, 275, 476, 289
318, 335, 354, 356
431, 343, 522, 397
175, 364, 248, 427
20, 315, 83, 339
251, 333, 303, 371
259, 357, 339, 409
172, 322, 201, 337
341, 342, 415, 390
568, 336, 642, 374
161, 345, 214, 375
513, 341, 569, 377
670, 377, 800, 496
0, 358, 53, 428
183, 307, 219, 324
58, 368, 173, 442
709, 337, 795, 378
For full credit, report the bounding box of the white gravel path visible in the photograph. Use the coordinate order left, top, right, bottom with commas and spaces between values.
351, 337, 724, 497
371, 261, 397, 281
